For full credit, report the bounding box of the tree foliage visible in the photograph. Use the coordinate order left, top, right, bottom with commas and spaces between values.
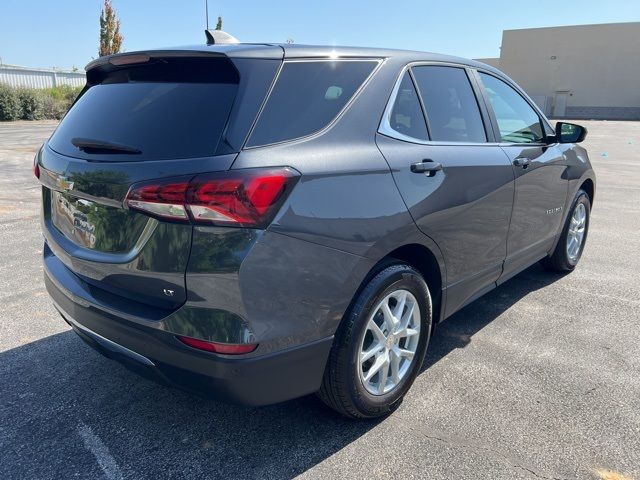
0, 84, 21, 121
0, 84, 82, 121
215, 16, 223, 30
17, 89, 46, 120
99, 0, 123, 57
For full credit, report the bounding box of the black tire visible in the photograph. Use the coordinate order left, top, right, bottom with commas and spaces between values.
317, 263, 432, 419
541, 189, 591, 272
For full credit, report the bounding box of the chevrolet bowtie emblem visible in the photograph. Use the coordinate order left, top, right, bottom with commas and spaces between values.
57, 176, 74, 191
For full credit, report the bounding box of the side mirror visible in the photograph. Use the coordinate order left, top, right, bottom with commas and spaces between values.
555, 122, 587, 143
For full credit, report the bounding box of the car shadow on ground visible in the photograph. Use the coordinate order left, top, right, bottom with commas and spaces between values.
0, 263, 564, 479
423, 262, 565, 371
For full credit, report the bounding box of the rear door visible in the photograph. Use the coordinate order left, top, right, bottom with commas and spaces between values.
476, 72, 568, 282
376, 64, 515, 317
38, 52, 280, 311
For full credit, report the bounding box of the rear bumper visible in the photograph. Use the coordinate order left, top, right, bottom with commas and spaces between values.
44, 262, 333, 407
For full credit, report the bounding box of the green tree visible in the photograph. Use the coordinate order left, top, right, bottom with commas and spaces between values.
99, 0, 123, 57
215, 16, 223, 30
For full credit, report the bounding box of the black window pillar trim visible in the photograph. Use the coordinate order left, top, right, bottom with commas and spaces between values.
468, 68, 502, 143
466, 68, 498, 143
407, 68, 432, 141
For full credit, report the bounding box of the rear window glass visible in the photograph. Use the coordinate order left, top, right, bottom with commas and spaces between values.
49, 56, 239, 161
412, 66, 487, 143
247, 60, 378, 147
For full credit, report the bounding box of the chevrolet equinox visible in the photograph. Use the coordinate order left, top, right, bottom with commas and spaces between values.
36, 41, 595, 418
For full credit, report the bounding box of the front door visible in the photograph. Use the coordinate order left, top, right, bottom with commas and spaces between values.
376, 66, 515, 317
477, 72, 568, 282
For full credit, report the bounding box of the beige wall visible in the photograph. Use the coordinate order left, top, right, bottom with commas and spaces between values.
475, 57, 500, 69
496, 23, 640, 119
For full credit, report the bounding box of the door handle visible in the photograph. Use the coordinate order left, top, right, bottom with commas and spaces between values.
513, 157, 531, 169
411, 159, 442, 177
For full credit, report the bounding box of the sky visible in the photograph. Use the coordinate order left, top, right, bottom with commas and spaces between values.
1, 0, 639, 70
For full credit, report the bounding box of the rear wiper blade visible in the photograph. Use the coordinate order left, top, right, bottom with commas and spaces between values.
71, 137, 142, 155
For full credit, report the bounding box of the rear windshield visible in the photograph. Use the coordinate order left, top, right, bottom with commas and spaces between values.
49, 56, 239, 161
247, 60, 378, 147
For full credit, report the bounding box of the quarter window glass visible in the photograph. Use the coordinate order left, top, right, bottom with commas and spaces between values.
247, 60, 378, 147
479, 73, 544, 143
412, 66, 486, 143
387, 72, 428, 141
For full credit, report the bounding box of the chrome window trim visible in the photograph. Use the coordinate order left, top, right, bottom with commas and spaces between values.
379, 61, 555, 147
378, 66, 427, 144
379, 61, 495, 146
498, 142, 550, 147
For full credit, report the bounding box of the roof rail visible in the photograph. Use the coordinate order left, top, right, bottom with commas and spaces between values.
205, 30, 240, 45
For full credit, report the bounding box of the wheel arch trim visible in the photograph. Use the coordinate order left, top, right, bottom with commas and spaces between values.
549, 172, 595, 255
358, 239, 447, 325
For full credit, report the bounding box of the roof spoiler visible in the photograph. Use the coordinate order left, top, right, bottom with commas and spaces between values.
205, 30, 240, 45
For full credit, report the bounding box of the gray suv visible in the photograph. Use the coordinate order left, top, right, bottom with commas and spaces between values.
36, 42, 595, 418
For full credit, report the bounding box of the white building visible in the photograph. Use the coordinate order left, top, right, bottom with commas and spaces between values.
476, 22, 640, 120
0, 64, 85, 89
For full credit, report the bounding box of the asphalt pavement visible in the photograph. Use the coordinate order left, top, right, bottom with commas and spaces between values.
0, 120, 638, 480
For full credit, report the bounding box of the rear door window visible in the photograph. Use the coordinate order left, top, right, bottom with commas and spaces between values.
49, 56, 240, 161
412, 66, 487, 143
247, 60, 378, 147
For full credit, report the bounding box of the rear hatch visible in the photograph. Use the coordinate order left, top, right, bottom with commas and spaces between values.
38, 50, 281, 312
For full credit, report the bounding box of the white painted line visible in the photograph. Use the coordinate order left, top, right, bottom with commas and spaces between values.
77, 421, 123, 480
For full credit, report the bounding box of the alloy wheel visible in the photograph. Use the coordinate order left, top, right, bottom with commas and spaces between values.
358, 289, 421, 395
566, 203, 587, 262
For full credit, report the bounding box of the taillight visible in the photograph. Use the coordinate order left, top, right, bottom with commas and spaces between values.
33, 154, 40, 179
124, 167, 298, 227
177, 335, 257, 355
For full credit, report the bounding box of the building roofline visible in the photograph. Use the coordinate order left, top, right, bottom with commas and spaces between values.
503, 21, 640, 33
0, 63, 84, 75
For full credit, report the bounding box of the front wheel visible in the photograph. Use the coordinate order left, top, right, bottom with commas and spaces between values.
542, 189, 591, 272
318, 263, 432, 419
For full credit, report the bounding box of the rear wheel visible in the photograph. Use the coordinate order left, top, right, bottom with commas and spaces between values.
542, 189, 591, 272
318, 263, 432, 418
